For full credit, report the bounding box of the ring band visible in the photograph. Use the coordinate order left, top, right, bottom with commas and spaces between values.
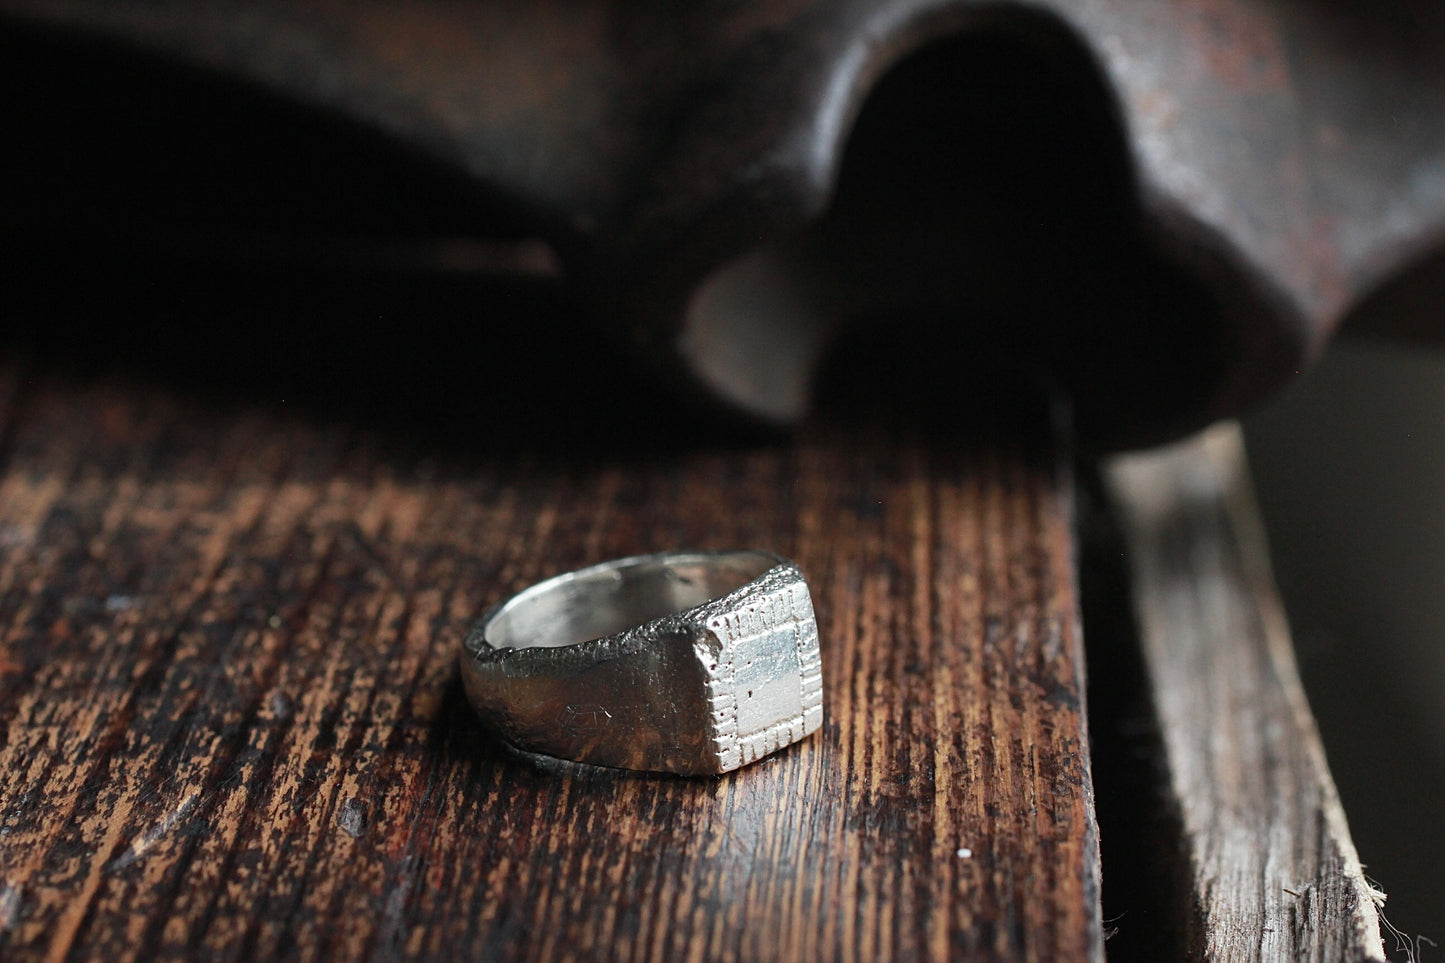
460, 551, 824, 775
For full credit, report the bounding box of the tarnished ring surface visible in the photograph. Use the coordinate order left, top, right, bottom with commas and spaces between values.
460, 551, 823, 775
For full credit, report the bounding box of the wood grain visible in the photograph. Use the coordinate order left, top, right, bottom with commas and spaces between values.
1105, 425, 1386, 962
0, 361, 1101, 962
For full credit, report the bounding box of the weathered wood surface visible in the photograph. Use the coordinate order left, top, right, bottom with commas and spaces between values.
1105, 425, 1385, 962
0, 360, 1100, 961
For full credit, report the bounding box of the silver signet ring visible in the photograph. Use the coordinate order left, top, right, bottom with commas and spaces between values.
460, 551, 824, 775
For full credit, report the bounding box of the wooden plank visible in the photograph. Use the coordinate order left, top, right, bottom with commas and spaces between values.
0, 362, 1101, 962
1105, 424, 1385, 962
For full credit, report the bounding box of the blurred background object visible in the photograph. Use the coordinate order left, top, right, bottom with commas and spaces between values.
6, 0, 1445, 450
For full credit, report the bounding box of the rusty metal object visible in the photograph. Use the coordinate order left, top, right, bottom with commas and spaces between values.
4, 0, 1444, 446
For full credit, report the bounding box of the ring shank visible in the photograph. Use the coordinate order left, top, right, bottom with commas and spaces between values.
483, 551, 780, 650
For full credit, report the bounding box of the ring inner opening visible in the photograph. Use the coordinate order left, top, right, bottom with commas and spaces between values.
485, 551, 777, 649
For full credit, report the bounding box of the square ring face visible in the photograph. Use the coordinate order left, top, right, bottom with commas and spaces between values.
701, 573, 823, 773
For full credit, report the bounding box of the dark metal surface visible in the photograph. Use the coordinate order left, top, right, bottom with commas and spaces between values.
4, 0, 1444, 446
